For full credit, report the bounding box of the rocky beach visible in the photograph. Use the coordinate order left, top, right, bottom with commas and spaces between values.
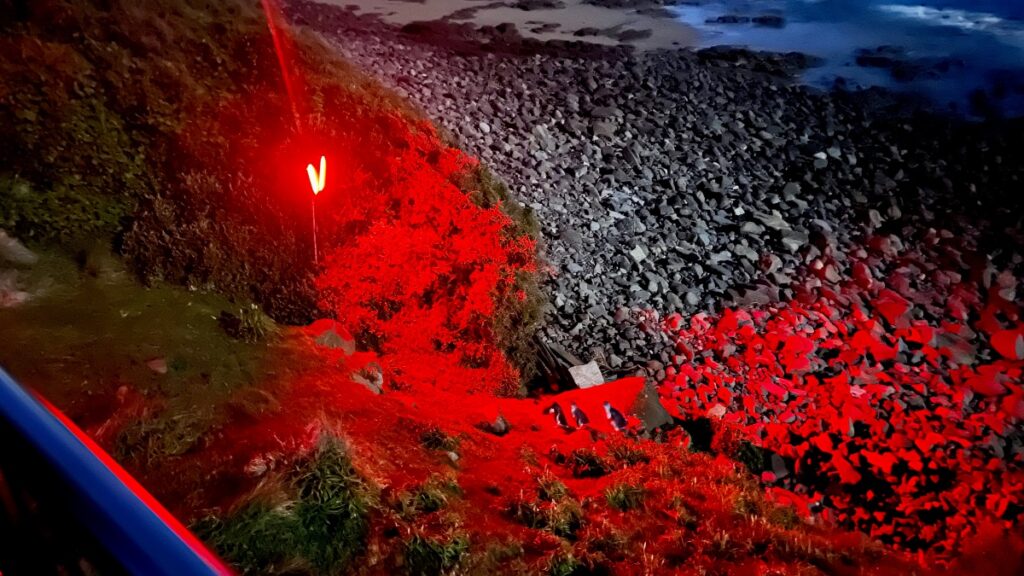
288, 0, 1022, 379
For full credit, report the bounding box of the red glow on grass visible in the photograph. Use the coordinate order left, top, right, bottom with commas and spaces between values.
313, 120, 536, 396
33, 393, 231, 575
259, 0, 302, 123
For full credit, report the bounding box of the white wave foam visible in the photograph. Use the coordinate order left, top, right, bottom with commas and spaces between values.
878, 4, 1024, 47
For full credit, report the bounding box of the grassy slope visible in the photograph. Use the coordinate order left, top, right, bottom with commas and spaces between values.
0, 254, 944, 575
0, 0, 538, 323
139, 333, 929, 576
0, 248, 310, 467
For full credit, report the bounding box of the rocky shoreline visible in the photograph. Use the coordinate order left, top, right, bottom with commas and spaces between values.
287, 0, 1023, 379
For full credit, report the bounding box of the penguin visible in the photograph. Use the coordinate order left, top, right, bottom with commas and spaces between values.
570, 401, 589, 428
603, 401, 628, 432
544, 402, 569, 429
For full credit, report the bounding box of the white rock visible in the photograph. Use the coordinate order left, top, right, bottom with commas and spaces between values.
146, 357, 168, 374
0, 229, 37, 266
352, 362, 384, 394
569, 360, 604, 389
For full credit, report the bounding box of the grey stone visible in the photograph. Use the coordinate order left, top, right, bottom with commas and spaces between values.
629, 245, 647, 263
754, 211, 790, 230
591, 105, 620, 118
351, 362, 384, 394
635, 383, 672, 432
733, 244, 758, 261
780, 229, 809, 252
782, 182, 801, 199
667, 292, 683, 309
741, 221, 765, 235
592, 120, 616, 138
614, 307, 630, 323
316, 326, 356, 356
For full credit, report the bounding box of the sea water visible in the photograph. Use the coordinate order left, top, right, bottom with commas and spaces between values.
673, 0, 1024, 117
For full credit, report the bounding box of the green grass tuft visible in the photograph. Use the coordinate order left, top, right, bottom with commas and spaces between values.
219, 304, 273, 343
292, 437, 372, 571
605, 483, 645, 512
420, 426, 461, 453
733, 441, 770, 475
537, 471, 570, 502
402, 532, 470, 576
546, 499, 585, 539
547, 550, 585, 576
193, 435, 370, 575
606, 442, 650, 468
462, 165, 546, 389
733, 491, 763, 518
473, 539, 526, 571
113, 407, 212, 466
507, 483, 584, 541
669, 495, 700, 529
191, 503, 307, 575
398, 474, 462, 518
568, 449, 609, 478
767, 505, 802, 530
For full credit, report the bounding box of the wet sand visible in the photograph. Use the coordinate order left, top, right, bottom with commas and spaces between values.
320, 0, 699, 49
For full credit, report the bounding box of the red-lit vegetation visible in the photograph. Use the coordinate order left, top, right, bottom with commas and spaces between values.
315, 122, 537, 397
661, 226, 1024, 563
154, 352, 931, 575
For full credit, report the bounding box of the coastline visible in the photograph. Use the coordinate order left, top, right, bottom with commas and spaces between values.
323, 0, 700, 49
672, 1, 1024, 117
332, 0, 1024, 117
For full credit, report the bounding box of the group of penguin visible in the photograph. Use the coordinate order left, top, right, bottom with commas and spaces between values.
544, 400, 628, 433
